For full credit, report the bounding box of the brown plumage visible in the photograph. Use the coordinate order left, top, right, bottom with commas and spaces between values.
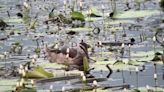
46, 41, 90, 70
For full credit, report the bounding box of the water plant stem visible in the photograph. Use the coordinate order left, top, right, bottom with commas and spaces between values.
64, 0, 66, 15
122, 70, 125, 84
163, 46, 164, 65
154, 41, 156, 54
154, 63, 157, 92
135, 68, 139, 89
88, 9, 91, 28
102, 5, 105, 35
4, 52, 7, 72
128, 44, 131, 61
136, 72, 138, 89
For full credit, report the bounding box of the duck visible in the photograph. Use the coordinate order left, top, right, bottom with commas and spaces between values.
46, 40, 90, 71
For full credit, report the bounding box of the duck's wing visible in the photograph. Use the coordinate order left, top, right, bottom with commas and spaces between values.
60, 47, 78, 58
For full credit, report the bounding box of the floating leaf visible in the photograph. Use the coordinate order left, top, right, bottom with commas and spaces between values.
0, 79, 18, 92
67, 27, 93, 32
36, 76, 80, 84
73, 78, 107, 84
113, 60, 125, 65
155, 52, 162, 56
113, 10, 160, 19
71, 11, 85, 21
128, 60, 140, 66
89, 7, 102, 17
25, 66, 54, 79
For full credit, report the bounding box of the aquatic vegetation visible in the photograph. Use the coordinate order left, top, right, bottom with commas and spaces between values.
71, 11, 85, 22
83, 56, 89, 73
24, 66, 54, 79
0, 0, 164, 92
10, 42, 23, 55
113, 60, 125, 65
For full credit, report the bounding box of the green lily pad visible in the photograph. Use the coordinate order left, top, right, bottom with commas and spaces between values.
71, 11, 85, 21
25, 66, 54, 79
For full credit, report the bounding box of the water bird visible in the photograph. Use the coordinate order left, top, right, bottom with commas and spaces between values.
46, 40, 90, 71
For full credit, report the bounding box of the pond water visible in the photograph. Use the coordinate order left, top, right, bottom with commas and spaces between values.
0, 0, 164, 92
